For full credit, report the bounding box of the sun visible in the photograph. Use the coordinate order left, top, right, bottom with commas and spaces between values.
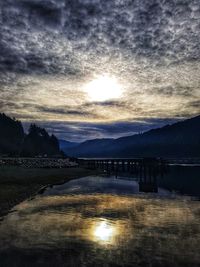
84, 75, 123, 101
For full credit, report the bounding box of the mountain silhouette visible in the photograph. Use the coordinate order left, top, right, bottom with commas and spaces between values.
0, 114, 61, 157
59, 140, 79, 151
66, 115, 200, 158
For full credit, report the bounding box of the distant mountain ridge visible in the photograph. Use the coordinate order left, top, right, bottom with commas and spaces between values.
59, 140, 79, 151
66, 115, 200, 158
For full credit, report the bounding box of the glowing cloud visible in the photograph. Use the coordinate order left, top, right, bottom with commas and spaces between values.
84, 75, 123, 102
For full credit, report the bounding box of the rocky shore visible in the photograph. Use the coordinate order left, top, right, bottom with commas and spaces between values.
0, 158, 78, 168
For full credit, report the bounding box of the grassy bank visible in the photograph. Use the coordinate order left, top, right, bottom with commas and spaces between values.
0, 166, 98, 217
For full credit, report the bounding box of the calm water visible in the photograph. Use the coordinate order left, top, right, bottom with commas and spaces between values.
0, 176, 200, 267
158, 165, 200, 197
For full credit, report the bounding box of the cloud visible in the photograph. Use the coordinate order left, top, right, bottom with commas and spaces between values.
37, 106, 95, 117
1, 0, 200, 75
187, 100, 200, 109
22, 117, 180, 142
83, 100, 127, 108
0, 0, 200, 140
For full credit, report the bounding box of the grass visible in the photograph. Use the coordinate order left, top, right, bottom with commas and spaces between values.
0, 166, 98, 217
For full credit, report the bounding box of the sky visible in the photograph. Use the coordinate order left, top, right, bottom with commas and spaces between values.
0, 0, 200, 142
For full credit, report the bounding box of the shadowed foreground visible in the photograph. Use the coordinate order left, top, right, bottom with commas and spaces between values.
0, 166, 97, 217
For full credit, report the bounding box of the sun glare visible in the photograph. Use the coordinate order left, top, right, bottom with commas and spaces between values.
94, 221, 114, 243
84, 75, 123, 101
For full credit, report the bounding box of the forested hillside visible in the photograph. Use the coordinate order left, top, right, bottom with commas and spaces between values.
0, 113, 24, 156
0, 113, 61, 157
67, 115, 200, 158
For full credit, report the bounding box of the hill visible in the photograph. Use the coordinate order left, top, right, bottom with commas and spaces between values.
0, 113, 61, 157
67, 115, 200, 158
63, 138, 113, 157
59, 140, 79, 153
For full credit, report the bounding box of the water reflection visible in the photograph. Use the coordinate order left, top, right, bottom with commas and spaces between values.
0, 176, 199, 267
93, 220, 116, 244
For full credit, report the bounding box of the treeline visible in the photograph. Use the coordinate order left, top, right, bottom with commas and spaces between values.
0, 113, 62, 157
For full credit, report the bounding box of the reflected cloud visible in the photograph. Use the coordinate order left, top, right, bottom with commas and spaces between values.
0, 189, 199, 266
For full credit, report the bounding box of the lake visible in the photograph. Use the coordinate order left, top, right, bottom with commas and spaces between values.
0, 173, 199, 267
158, 165, 200, 197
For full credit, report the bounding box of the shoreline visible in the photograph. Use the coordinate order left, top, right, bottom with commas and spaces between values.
0, 157, 78, 168
0, 166, 99, 218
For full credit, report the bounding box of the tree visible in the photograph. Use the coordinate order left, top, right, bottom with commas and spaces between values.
0, 113, 24, 156
21, 124, 61, 157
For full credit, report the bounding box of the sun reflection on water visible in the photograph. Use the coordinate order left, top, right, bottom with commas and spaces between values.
93, 220, 116, 244
0, 191, 199, 266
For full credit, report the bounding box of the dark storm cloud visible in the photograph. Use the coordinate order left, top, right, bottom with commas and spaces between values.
37, 106, 94, 117
83, 100, 127, 108
0, 0, 200, 74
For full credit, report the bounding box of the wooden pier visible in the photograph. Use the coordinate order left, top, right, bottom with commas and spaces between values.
78, 158, 167, 193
